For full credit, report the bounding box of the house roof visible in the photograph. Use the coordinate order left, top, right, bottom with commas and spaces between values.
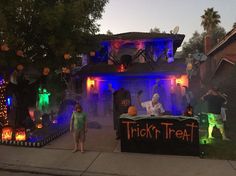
75, 58, 186, 77
97, 32, 185, 51
207, 27, 236, 56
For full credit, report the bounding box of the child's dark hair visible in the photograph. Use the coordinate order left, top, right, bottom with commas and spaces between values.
75, 103, 83, 112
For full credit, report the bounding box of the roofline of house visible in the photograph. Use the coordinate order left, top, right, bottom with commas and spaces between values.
210, 57, 235, 80
207, 27, 236, 56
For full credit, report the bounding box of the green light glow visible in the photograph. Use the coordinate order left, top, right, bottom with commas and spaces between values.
38, 88, 51, 112
208, 113, 219, 126
200, 136, 213, 144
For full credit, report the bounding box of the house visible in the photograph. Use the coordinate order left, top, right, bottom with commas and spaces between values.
199, 27, 236, 125
73, 32, 188, 116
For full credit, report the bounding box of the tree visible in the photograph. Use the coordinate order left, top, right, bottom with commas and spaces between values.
210, 26, 226, 45
181, 31, 204, 58
233, 22, 236, 29
0, 0, 109, 70
181, 26, 226, 58
201, 7, 221, 35
106, 30, 113, 35
150, 27, 160, 33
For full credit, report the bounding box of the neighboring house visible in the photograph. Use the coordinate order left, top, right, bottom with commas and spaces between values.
199, 27, 236, 125
73, 32, 189, 116
200, 27, 236, 84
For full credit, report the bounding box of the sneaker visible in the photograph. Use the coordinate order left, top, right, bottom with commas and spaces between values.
223, 137, 230, 141
72, 149, 78, 153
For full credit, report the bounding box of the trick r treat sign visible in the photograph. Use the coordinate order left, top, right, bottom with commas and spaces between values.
120, 117, 199, 156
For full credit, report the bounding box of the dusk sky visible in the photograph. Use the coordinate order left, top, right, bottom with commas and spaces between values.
97, 0, 236, 44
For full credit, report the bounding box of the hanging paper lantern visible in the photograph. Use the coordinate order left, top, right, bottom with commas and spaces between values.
15, 128, 26, 141
16, 64, 24, 71
0, 44, 9, 51
89, 51, 96, 56
64, 53, 71, 60
16, 50, 24, 57
186, 63, 193, 70
1, 126, 13, 140
42, 67, 50, 76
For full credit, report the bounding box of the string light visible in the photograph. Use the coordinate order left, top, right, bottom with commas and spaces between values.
0, 77, 8, 126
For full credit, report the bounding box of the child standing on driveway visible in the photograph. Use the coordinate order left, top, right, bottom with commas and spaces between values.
70, 103, 87, 153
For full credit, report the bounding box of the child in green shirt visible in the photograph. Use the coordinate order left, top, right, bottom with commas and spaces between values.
70, 103, 87, 153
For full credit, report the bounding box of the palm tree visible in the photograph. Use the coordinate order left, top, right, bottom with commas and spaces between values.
201, 8, 221, 35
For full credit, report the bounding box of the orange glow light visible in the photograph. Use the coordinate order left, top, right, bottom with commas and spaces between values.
15, 128, 26, 141
37, 123, 43, 129
175, 75, 188, 86
176, 78, 183, 85
118, 64, 126, 72
87, 77, 95, 89
2, 127, 13, 140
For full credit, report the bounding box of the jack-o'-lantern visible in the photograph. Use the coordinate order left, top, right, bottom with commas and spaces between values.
15, 128, 26, 141
128, 106, 137, 116
184, 104, 193, 117
42, 67, 50, 76
2, 126, 13, 140
36, 123, 43, 129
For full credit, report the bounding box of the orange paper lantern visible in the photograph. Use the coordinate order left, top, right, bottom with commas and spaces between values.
64, 53, 71, 60
1, 44, 9, 51
16, 50, 24, 57
2, 127, 13, 140
89, 51, 96, 56
15, 128, 26, 141
16, 64, 24, 71
186, 63, 193, 70
43, 67, 50, 76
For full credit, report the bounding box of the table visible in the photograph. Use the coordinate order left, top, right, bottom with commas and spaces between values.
120, 115, 199, 156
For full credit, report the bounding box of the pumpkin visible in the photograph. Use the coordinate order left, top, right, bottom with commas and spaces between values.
128, 106, 137, 116
36, 123, 43, 129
